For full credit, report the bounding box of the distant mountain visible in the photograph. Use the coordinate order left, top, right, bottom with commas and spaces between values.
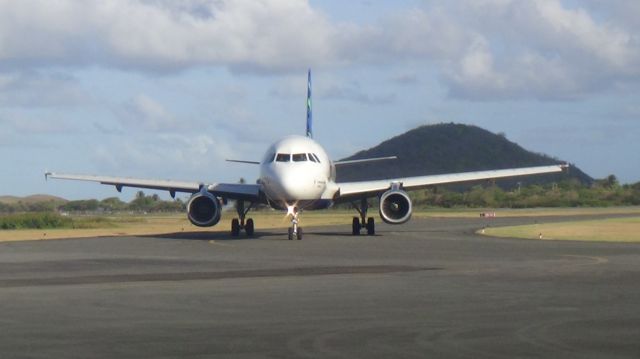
0, 194, 67, 204
336, 123, 592, 187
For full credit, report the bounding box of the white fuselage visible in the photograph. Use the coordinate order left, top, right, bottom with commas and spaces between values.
259, 135, 337, 210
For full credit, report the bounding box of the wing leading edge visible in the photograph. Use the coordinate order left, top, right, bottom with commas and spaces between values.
336, 164, 567, 201
45, 172, 261, 201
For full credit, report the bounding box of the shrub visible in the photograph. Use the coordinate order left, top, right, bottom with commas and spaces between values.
0, 213, 73, 230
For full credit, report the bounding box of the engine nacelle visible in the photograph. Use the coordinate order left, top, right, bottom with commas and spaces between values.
187, 191, 222, 227
379, 189, 412, 224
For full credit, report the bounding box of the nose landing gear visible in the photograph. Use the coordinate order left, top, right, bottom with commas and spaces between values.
287, 206, 303, 240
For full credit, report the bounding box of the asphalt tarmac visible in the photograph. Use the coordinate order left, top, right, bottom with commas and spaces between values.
1, 215, 639, 358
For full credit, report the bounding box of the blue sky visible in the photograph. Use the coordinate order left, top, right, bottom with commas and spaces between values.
1, 0, 639, 200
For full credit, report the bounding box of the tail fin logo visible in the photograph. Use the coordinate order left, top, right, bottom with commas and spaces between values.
306, 69, 313, 138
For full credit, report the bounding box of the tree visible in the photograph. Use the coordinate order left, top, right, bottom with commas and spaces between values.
101, 197, 126, 211
594, 175, 619, 189
60, 200, 99, 212
129, 194, 155, 212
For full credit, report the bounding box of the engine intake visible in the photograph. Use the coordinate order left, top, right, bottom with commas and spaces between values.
379, 189, 412, 224
187, 191, 222, 227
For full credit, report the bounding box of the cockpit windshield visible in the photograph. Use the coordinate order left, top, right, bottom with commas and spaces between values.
273, 152, 320, 164
292, 153, 307, 162
275, 153, 290, 162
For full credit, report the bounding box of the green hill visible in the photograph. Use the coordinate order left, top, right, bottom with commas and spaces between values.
0, 194, 68, 213
0, 194, 67, 205
336, 123, 591, 187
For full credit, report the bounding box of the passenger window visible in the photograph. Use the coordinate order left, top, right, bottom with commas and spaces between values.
292, 153, 307, 162
276, 153, 290, 162
308, 153, 317, 163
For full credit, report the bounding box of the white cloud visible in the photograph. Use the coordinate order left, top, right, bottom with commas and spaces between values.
437, 0, 640, 100
507, 0, 638, 73
0, 0, 339, 72
117, 94, 181, 131
0, 112, 73, 135
0, 71, 89, 107
91, 133, 232, 174
0, 0, 638, 101
390, 72, 420, 86
319, 82, 396, 105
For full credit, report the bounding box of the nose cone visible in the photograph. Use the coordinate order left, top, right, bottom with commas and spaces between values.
278, 174, 310, 200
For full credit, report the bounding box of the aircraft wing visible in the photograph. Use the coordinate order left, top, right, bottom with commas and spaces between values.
336, 164, 566, 201
45, 172, 261, 201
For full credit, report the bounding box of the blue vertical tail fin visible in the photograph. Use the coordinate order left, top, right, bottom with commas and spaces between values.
306, 69, 313, 138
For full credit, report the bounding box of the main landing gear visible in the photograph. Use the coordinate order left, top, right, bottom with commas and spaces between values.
231, 201, 255, 237
352, 198, 375, 236
287, 206, 303, 240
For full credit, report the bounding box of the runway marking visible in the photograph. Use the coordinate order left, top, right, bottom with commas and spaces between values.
514, 317, 590, 354
208, 240, 232, 247
559, 255, 609, 265
0, 265, 439, 288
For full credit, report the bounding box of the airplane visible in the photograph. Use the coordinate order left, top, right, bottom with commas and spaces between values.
45, 70, 566, 240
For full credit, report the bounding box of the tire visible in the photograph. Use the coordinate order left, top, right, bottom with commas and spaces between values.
231, 218, 240, 236
352, 217, 361, 235
245, 218, 254, 236
297, 227, 303, 240
288, 227, 294, 240
366, 217, 375, 236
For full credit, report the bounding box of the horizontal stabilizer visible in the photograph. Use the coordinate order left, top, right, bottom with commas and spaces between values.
334, 156, 397, 166
225, 159, 260, 165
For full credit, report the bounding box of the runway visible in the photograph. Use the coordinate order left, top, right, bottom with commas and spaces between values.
1, 216, 639, 358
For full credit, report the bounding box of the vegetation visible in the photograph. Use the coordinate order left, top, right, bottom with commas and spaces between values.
0, 191, 187, 230
332, 175, 639, 210
128, 192, 185, 212
482, 217, 640, 242
1, 191, 185, 214
410, 176, 640, 208
0, 198, 61, 213
0, 213, 73, 230
0, 212, 117, 230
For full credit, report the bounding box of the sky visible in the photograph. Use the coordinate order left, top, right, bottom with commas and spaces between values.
1, 0, 639, 200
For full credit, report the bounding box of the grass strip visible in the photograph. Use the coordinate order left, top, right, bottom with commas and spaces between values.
481, 216, 640, 242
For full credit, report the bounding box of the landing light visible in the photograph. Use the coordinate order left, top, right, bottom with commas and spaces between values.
286, 203, 299, 218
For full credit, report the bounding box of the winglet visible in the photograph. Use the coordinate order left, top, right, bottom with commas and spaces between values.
306, 69, 313, 138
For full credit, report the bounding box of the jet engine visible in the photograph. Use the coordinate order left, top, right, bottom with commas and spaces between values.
187, 191, 222, 227
379, 189, 412, 224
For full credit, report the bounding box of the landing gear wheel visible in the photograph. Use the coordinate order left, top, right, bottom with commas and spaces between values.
231, 218, 240, 236
366, 217, 375, 236
352, 217, 361, 235
297, 227, 303, 240
288, 227, 294, 240
245, 218, 254, 236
